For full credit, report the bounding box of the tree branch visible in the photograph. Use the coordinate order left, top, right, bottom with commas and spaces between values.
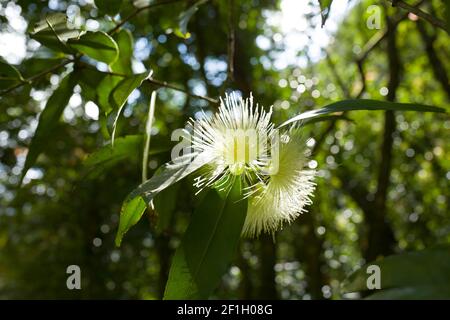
386, 0, 449, 34
0, 59, 74, 96
108, 0, 185, 35
416, 20, 450, 100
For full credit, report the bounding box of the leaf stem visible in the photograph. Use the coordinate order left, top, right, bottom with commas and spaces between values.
142, 91, 157, 183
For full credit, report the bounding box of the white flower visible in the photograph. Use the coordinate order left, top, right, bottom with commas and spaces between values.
188, 92, 316, 237
190, 92, 275, 191
242, 129, 316, 237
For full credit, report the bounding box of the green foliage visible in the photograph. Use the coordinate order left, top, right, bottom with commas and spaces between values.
111, 29, 134, 75
95, 0, 123, 17
342, 245, 450, 299
68, 32, 119, 64
115, 196, 148, 247
164, 178, 248, 299
108, 71, 151, 143
20, 73, 78, 182
1, 0, 449, 300
280, 99, 446, 127
83, 135, 143, 179
115, 152, 214, 246
30, 13, 80, 54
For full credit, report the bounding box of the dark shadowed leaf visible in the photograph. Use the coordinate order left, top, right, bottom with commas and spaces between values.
95, 0, 123, 16
279, 99, 447, 128
164, 178, 247, 299
83, 135, 143, 179
75, 67, 107, 102
0, 59, 24, 90
68, 31, 119, 64
154, 183, 180, 233
20, 72, 77, 183
342, 245, 450, 299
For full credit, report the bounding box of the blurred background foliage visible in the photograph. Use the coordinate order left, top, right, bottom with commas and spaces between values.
0, 0, 449, 299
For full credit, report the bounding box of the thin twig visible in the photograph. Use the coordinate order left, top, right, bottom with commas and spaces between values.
147, 78, 219, 104
75, 66, 219, 104
386, 0, 449, 34
1, 0, 184, 96
108, 0, 185, 35
0, 59, 74, 96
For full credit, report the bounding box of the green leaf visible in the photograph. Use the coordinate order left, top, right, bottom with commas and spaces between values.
115, 196, 147, 246
129, 152, 214, 204
31, 13, 80, 54
115, 152, 214, 246
164, 177, 247, 299
68, 31, 119, 64
75, 67, 107, 102
154, 183, 180, 233
0, 59, 24, 90
279, 99, 447, 128
108, 71, 150, 144
84, 135, 142, 179
342, 245, 450, 299
20, 73, 77, 183
177, 0, 209, 39
83, 135, 167, 179
111, 29, 134, 75
32, 13, 67, 34
95, 0, 123, 16
97, 74, 122, 113
319, 0, 333, 27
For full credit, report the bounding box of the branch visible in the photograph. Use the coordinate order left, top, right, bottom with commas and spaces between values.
0, 58, 74, 96
92, 69, 219, 104
108, 0, 185, 35
416, 20, 450, 100
386, 0, 449, 34
146, 77, 219, 104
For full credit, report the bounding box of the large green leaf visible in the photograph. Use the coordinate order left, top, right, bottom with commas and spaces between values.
342, 245, 450, 299
68, 31, 119, 64
111, 29, 134, 75
0, 59, 24, 90
115, 152, 214, 246
95, 0, 123, 16
20, 73, 77, 183
108, 71, 150, 144
164, 178, 248, 299
279, 99, 447, 128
